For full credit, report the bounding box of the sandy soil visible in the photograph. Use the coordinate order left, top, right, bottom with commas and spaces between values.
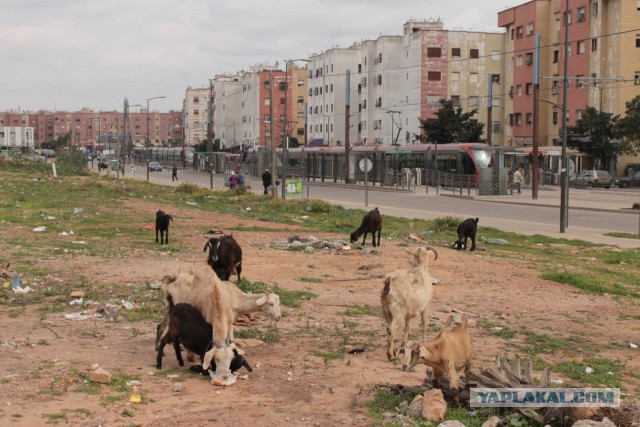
1, 201, 639, 426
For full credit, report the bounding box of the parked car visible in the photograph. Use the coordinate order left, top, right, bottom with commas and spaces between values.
148, 161, 162, 172
614, 172, 640, 188
571, 170, 612, 189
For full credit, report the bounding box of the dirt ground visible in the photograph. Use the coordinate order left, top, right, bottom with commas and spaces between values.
1, 200, 639, 427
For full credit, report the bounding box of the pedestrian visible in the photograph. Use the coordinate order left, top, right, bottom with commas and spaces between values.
172, 165, 178, 181
229, 171, 238, 190
237, 170, 245, 188
513, 163, 524, 194
130, 164, 136, 178
262, 168, 272, 195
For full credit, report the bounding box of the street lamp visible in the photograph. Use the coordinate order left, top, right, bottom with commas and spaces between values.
146, 95, 166, 180
560, 0, 570, 233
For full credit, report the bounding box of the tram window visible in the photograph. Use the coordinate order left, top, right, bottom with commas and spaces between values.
461, 153, 475, 174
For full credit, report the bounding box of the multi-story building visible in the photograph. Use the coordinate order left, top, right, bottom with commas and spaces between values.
307, 20, 503, 147
0, 126, 34, 150
0, 109, 182, 150
183, 87, 211, 147
498, 0, 640, 171
212, 74, 243, 149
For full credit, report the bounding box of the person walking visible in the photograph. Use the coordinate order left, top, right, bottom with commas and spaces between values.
513, 163, 524, 194
229, 171, 239, 190
129, 163, 136, 178
237, 170, 246, 188
261, 168, 272, 195
172, 165, 178, 181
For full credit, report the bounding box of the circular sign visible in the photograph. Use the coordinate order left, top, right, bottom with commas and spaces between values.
359, 158, 373, 173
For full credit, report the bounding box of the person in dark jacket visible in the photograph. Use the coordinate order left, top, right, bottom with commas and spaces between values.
172, 165, 178, 181
261, 168, 272, 195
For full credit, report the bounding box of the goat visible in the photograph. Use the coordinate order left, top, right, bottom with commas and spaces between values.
203, 235, 242, 282
155, 279, 281, 351
381, 246, 437, 361
160, 267, 238, 385
398, 316, 472, 391
155, 210, 173, 245
453, 217, 478, 251
156, 302, 252, 375
350, 207, 382, 247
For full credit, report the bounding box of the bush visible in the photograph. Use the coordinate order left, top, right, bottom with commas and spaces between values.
55, 149, 90, 176
428, 216, 461, 232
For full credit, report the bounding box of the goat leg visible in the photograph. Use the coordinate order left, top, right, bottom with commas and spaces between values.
470, 236, 476, 251
156, 339, 168, 369
173, 341, 184, 366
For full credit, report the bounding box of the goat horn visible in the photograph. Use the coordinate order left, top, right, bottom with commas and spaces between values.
426, 246, 438, 261
203, 241, 211, 252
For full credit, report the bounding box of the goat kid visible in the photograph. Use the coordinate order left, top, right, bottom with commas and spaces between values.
155, 210, 174, 245
203, 235, 243, 282
398, 316, 472, 391
156, 302, 252, 375
382, 246, 437, 361
453, 217, 478, 251
350, 207, 382, 247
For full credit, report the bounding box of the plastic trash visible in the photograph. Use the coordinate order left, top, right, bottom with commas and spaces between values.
630, 342, 638, 349
483, 238, 509, 245
585, 367, 593, 374
32, 226, 46, 232
129, 394, 141, 403
69, 298, 84, 306
13, 286, 33, 294
121, 300, 134, 310
11, 275, 21, 289
73, 208, 84, 215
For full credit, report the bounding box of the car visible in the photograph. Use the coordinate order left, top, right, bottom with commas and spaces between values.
614, 172, 640, 188
571, 169, 612, 189
149, 161, 162, 172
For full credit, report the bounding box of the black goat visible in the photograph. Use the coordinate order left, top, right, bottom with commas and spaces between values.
156, 302, 252, 373
155, 210, 173, 245
350, 207, 382, 247
453, 217, 479, 251
203, 235, 243, 282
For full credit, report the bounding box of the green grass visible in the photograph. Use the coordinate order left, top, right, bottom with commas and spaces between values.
477, 319, 516, 339
344, 305, 382, 317
523, 331, 573, 354
297, 276, 322, 283
539, 271, 640, 298
234, 324, 280, 343
553, 358, 623, 388
236, 279, 317, 307
604, 232, 640, 240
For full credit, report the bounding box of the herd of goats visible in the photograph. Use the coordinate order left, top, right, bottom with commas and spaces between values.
152, 207, 479, 390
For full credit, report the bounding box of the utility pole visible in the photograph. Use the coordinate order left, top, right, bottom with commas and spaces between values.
560, 0, 570, 232
488, 74, 496, 194
345, 69, 351, 184
269, 71, 276, 197
207, 79, 214, 189
282, 61, 289, 199
532, 34, 540, 200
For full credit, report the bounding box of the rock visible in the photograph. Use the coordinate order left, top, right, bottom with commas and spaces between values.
305, 246, 315, 253
234, 338, 264, 348
398, 400, 409, 414
407, 395, 423, 418
571, 418, 616, 427
438, 421, 465, 427
172, 382, 182, 392
290, 240, 304, 247
421, 389, 447, 422
570, 407, 597, 422
69, 291, 85, 298
482, 416, 501, 427
89, 367, 112, 384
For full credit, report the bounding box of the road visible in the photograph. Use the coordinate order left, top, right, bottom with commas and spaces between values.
99, 163, 640, 248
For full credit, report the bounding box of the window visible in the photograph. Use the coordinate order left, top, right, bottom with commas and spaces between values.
279, 82, 286, 90
576, 109, 583, 120
525, 52, 533, 65
468, 96, 479, 106
491, 50, 501, 61
553, 111, 559, 125
637, 0, 640, 10
511, 29, 515, 40
469, 73, 478, 83
492, 97, 500, 107
427, 95, 440, 105
515, 113, 522, 125
592, 1, 599, 16
297, 96, 304, 104
452, 47, 461, 57
264, 81, 270, 89
576, 75, 584, 88
193, 109, 199, 115
564, 10, 572, 25
578, 40, 586, 54
637, 34, 640, 48
193, 97, 199, 103
578, 6, 586, 21
635, 71, 640, 86
493, 121, 501, 133
280, 97, 285, 104
526, 23, 534, 36
451, 72, 461, 81
553, 50, 559, 63
375, 97, 382, 108
427, 71, 441, 81
264, 98, 270, 106
330, 83, 334, 92
552, 80, 559, 95
591, 38, 598, 51
297, 79, 304, 87
508, 114, 514, 126
451, 95, 460, 105
297, 128, 304, 136
470, 49, 479, 58
526, 83, 533, 95
526, 113, 533, 124
516, 26, 524, 38
516, 85, 522, 96
517, 55, 523, 66
427, 47, 441, 57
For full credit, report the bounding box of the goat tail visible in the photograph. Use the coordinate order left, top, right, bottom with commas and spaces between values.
169, 215, 174, 222
166, 293, 175, 308
474, 217, 479, 224
381, 276, 391, 299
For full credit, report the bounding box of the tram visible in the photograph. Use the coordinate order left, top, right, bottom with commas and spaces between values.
132, 146, 195, 166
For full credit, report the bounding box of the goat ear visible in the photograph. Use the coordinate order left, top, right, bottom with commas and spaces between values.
256, 295, 267, 305
229, 343, 245, 355
202, 348, 216, 370
419, 346, 429, 360
203, 241, 210, 252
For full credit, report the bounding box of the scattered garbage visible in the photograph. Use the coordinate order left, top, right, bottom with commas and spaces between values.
129, 394, 142, 403
121, 300, 134, 310
139, 225, 155, 231
32, 226, 46, 232
300, 215, 309, 219
186, 201, 197, 205
69, 298, 84, 306
245, 207, 252, 211
409, 233, 425, 242
585, 367, 594, 374
149, 280, 163, 290
71, 241, 87, 244
73, 208, 84, 215
13, 286, 34, 294
481, 237, 509, 245
629, 342, 638, 349
63, 302, 120, 321
59, 231, 69, 236
11, 275, 21, 289
549, 379, 564, 385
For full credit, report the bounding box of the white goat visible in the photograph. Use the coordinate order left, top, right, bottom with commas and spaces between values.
381, 246, 437, 361
161, 267, 238, 385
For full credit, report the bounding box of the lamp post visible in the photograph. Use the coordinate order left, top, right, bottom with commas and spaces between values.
560, 0, 570, 233
146, 95, 166, 180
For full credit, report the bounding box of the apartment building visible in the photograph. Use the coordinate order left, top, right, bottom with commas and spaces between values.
498, 0, 640, 157
0, 126, 34, 150
212, 74, 243, 149
0, 109, 182, 150
306, 20, 503, 147
183, 87, 211, 147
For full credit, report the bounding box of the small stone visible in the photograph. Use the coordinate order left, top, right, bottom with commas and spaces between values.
482, 416, 501, 427
421, 389, 447, 422
89, 367, 112, 384
438, 421, 465, 427
167, 374, 179, 379
172, 382, 182, 392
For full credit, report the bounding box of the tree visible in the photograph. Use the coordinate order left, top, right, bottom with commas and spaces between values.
615, 95, 640, 154
565, 107, 622, 168
418, 99, 485, 144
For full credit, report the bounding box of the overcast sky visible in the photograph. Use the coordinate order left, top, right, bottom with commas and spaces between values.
2, 0, 524, 113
